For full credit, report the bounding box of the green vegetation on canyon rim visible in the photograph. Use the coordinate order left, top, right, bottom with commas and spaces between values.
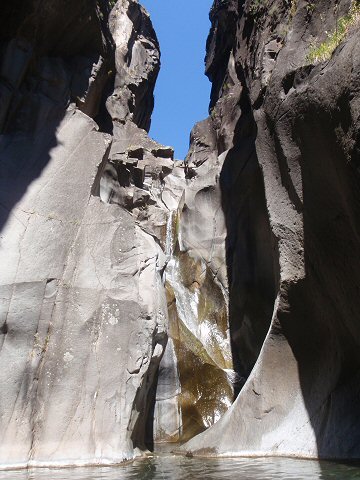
307, 1, 360, 62
250, 0, 360, 64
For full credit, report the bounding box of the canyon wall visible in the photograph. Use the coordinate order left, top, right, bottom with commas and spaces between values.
1, 0, 360, 467
0, 0, 171, 467
181, 0, 360, 460
0, 0, 233, 467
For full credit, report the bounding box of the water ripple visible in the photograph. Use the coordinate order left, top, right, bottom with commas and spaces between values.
1, 456, 360, 480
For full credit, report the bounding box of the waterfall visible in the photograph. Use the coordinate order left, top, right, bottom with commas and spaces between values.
165, 211, 201, 337
153, 207, 235, 443
153, 210, 182, 444
165, 212, 231, 364
165, 210, 175, 259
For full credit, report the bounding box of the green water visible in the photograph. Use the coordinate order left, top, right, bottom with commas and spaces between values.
1, 455, 360, 479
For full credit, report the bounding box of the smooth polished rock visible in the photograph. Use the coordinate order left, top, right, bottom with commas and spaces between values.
0, 105, 168, 467
180, 0, 360, 460
0, 0, 169, 468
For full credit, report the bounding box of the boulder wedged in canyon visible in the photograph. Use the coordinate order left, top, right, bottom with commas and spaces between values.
180, 0, 360, 460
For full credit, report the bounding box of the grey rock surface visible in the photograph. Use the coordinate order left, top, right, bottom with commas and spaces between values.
106, 0, 160, 132
0, 0, 170, 468
0, 0, 234, 466
0, 105, 169, 467
99, 14, 237, 439
180, 0, 360, 460
2, 0, 360, 467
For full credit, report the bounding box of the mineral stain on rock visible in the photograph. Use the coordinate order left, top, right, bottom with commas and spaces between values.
1, 0, 360, 470
152, 208, 234, 444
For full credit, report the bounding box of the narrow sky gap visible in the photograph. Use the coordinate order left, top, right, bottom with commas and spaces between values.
141, 0, 213, 159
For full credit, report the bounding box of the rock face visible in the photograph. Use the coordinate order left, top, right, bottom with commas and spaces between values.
181, 0, 360, 460
0, 0, 172, 468
155, 203, 234, 444
2, 0, 360, 467
0, 0, 235, 467
164, 118, 236, 443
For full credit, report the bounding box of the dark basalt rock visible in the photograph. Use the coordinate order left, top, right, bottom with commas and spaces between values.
106, 0, 160, 131
0, 0, 114, 135
180, 0, 360, 460
0, 0, 108, 56
2, 0, 360, 467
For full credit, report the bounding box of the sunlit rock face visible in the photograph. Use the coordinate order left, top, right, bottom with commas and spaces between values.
106, 0, 160, 131
3, 0, 360, 466
147, 144, 236, 444
150, 98, 238, 444
181, 0, 360, 460
0, 0, 236, 466
0, 0, 171, 468
153, 207, 234, 444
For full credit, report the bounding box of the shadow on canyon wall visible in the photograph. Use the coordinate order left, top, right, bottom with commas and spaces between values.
0, 0, 113, 237
278, 94, 360, 458
220, 77, 278, 399
3, 0, 360, 462
220, 36, 360, 457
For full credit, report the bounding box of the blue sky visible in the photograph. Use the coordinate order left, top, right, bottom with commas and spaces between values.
141, 0, 213, 159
